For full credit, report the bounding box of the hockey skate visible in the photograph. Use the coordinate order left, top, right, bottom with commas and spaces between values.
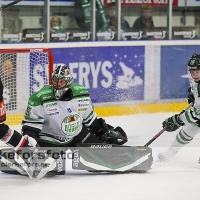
157, 148, 178, 162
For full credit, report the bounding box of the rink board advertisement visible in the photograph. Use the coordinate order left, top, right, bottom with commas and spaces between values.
24, 44, 200, 103
51, 46, 145, 103
2, 41, 200, 121
160, 45, 200, 99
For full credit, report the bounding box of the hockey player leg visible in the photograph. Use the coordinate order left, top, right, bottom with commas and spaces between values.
0, 124, 33, 177
158, 124, 199, 162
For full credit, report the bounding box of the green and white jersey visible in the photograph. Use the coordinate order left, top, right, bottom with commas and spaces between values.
23, 83, 97, 145
180, 73, 200, 125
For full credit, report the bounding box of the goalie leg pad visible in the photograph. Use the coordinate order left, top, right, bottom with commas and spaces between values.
45, 149, 66, 176
0, 158, 28, 176
0, 148, 33, 178
36, 157, 57, 179
72, 144, 153, 173
0, 147, 66, 178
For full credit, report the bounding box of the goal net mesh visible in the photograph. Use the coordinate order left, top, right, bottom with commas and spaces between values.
0, 48, 53, 146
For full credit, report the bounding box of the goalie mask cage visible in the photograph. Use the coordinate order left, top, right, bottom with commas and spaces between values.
0, 48, 53, 126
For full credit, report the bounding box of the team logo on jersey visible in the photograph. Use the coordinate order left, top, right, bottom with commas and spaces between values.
61, 114, 81, 137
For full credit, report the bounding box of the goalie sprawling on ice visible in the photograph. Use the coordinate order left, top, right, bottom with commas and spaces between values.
3, 64, 148, 178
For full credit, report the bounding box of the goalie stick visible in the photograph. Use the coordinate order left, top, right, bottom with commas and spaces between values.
144, 102, 193, 147
0, 0, 23, 11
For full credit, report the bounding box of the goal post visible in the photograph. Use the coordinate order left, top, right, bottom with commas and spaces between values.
0, 48, 54, 126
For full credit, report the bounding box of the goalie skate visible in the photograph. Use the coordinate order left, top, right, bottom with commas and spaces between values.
157, 148, 178, 162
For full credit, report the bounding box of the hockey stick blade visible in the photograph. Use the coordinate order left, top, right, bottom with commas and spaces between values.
0, 0, 23, 11
144, 102, 193, 147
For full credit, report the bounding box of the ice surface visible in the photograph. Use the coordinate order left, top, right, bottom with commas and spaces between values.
1, 112, 200, 200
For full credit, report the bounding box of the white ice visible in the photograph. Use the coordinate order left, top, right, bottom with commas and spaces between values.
1, 112, 200, 200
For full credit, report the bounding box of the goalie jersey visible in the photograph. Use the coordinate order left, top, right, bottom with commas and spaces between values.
22, 83, 97, 145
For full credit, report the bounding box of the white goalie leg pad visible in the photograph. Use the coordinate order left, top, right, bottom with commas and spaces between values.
24, 135, 58, 179
0, 153, 33, 179
0, 155, 27, 176
36, 157, 57, 179
14, 153, 33, 178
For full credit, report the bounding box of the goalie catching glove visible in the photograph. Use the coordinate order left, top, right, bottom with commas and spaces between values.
93, 118, 128, 145
162, 114, 184, 132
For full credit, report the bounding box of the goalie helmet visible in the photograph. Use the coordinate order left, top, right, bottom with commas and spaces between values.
51, 64, 73, 99
188, 53, 200, 71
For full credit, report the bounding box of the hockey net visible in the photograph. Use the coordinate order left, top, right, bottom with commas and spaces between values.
0, 48, 53, 146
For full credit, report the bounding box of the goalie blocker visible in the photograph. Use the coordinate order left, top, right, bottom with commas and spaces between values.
0, 143, 152, 176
